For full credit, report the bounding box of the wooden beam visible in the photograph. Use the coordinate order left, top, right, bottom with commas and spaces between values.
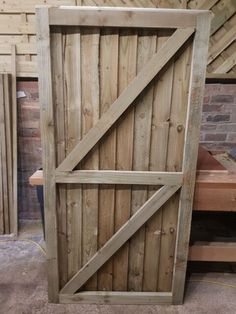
194, 185, 236, 212
188, 0, 218, 10
56, 27, 194, 172
48, 6, 202, 28
60, 185, 180, 294
189, 242, 236, 262
36, 6, 59, 303
206, 72, 236, 80
55, 170, 183, 186
172, 12, 212, 304
208, 26, 236, 65
196, 171, 236, 188
210, 0, 236, 35
59, 291, 172, 305
214, 50, 236, 73
0, 43, 37, 55
0, 0, 76, 13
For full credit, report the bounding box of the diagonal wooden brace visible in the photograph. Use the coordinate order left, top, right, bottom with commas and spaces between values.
60, 184, 181, 294
56, 28, 194, 172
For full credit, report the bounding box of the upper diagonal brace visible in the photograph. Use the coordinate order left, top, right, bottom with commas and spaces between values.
60, 184, 181, 294
56, 28, 194, 172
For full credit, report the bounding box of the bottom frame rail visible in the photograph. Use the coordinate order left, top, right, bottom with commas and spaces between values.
59, 291, 173, 304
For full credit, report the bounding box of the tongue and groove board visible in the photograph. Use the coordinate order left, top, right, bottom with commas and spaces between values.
37, 6, 211, 305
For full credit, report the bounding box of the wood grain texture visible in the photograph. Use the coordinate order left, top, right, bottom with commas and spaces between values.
113, 29, 137, 292
62, 27, 82, 280
61, 185, 180, 294
98, 28, 118, 291
57, 27, 194, 171
128, 29, 156, 292
80, 28, 100, 291
37, 6, 210, 304
143, 30, 174, 292
36, 7, 59, 302
0, 73, 16, 235
51, 27, 68, 287
172, 12, 211, 304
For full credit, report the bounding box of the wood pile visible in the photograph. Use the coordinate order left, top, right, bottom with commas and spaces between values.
0, 72, 17, 235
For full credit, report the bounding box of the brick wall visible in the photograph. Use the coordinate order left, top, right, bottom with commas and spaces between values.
17, 81, 42, 220
200, 84, 236, 151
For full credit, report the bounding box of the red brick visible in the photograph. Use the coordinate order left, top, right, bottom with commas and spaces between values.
204, 84, 221, 97
17, 81, 38, 92
206, 114, 230, 122
211, 95, 234, 103
203, 96, 210, 104
202, 104, 223, 112
217, 123, 236, 132
19, 128, 40, 138
201, 124, 217, 131
227, 133, 236, 142
205, 133, 227, 141
220, 84, 236, 95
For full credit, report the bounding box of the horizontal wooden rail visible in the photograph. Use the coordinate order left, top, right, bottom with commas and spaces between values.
29, 169, 236, 212
47, 6, 207, 28
55, 170, 183, 185
189, 242, 236, 262
59, 291, 172, 305
196, 171, 236, 188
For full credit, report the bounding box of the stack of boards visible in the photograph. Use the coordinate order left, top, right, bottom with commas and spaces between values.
0, 73, 17, 235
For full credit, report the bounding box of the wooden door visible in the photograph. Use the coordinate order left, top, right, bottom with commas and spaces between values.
37, 6, 211, 304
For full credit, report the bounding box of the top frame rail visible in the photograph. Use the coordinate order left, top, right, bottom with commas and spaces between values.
46, 6, 211, 29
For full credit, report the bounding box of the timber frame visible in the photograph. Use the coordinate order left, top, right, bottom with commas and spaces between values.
36, 6, 211, 305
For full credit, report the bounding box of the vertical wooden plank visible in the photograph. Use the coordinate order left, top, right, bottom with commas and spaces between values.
3, 74, 13, 235
98, 29, 118, 291
143, 30, 174, 292
128, 30, 156, 292
0, 75, 9, 233
50, 27, 68, 287
113, 29, 137, 292
81, 28, 100, 290
63, 27, 82, 279
172, 12, 211, 304
36, 7, 59, 302
157, 39, 192, 293
11, 45, 17, 235
0, 75, 4, 234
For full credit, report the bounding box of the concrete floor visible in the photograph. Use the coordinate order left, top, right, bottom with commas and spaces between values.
0, 222, 236, 314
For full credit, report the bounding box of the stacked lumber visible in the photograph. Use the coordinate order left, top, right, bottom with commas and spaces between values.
0, 73, 17, 234
188, 0, 236, 78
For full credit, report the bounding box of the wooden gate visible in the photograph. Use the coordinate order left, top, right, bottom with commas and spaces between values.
37, 6, 211, 304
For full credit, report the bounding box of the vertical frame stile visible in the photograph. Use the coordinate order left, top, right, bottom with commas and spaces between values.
11, 45, 17, 235
172, 12, 212, 304
36, 6, 59, 303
